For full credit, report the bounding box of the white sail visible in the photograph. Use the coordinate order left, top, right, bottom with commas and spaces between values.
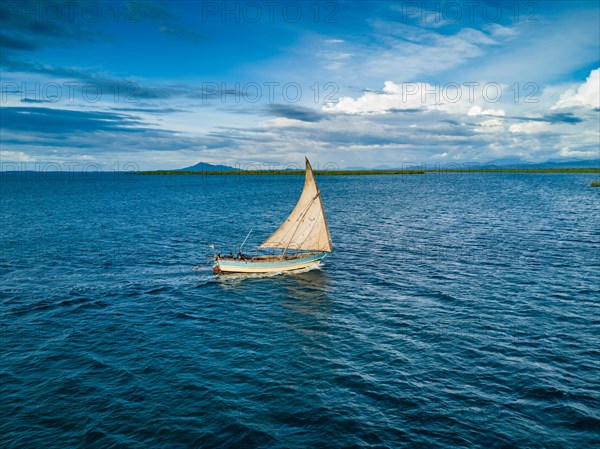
259, 158, 332, 253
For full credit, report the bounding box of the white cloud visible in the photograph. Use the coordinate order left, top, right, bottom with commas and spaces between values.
486, 24, 519, 39
476, 118, 504, 133
361, 24, 498, 80
552, 68, 600, 109
0, 151, 36, 162
316, 49, 353, 70
559, 147, 599, 158
509, 122, 550, 134
468, 105, 505, 117
323, 81, 431, 114
458, 10, 600, 84
316, 50, 352, 60
259, 117, 312, 128
323, 80, 506, 117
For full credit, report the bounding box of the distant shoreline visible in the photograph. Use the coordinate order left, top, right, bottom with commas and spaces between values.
134, 168, 600, 175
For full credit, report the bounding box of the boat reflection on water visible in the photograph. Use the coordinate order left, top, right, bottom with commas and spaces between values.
216, 264, 332, 316
277, 268, 333, 316
276, 268, 335, 391
213, 260, 335, 391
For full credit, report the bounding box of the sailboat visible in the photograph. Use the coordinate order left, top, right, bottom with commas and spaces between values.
213, 158, 332, 274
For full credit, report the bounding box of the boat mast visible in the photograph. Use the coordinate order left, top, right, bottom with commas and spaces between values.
239, 228, 253, 254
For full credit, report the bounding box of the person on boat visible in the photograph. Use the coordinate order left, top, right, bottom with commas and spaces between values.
229, 251, 234, 259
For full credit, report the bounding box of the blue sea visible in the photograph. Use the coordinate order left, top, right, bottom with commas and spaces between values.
1, 171, 599, 448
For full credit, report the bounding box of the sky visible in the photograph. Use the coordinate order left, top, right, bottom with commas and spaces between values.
1, 0, 599, 170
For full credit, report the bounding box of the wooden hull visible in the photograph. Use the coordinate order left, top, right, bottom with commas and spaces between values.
215, 252, 327, 274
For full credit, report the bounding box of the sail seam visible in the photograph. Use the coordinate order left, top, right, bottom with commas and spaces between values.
258, 158, 331, 253
282, 193, 320, 256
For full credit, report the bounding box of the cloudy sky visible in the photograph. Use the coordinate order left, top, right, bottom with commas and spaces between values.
1, 0, 598, 170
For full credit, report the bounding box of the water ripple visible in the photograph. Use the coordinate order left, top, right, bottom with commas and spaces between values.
1, 173, 599, 448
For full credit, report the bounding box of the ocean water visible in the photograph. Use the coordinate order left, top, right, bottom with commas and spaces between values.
1, 171, 599, 448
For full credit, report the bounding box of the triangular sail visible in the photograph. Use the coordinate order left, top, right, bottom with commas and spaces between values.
259, 158, 332, 252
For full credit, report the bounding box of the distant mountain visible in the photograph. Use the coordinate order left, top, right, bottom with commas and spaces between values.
176, 158, 598, 172
531, 159, 599, 168
480, 158, 599, 169
178, 162, 239, 171
346, 158, 599, 170
373, 164, 395, 170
